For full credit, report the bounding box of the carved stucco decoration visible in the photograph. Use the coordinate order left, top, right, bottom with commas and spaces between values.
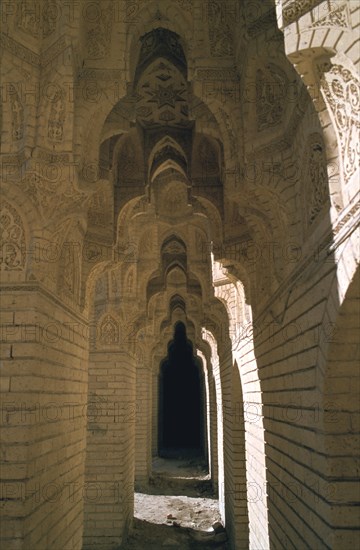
129, 28, 196, 187
16, 1, 41, 37
256, 63, 288, 131
86, 2, 113, 59
88, 190, 110, 227
48, 87, 65, 142
136, 60, 188, 128
195, 68, 239, 81
207, 0, 234, 57
58, 232, 81, 300
9, 85, 24, 141
281, 0, 322, 27
125, 0, 140, 21
15, 0, 57, 38
0, 201, 26, 272
135, 28, 187, 85
219, 108, 237, 158
42, 1, 58, 38
163, 239, 186, 256
61, 244, 76, 297
176, 0, 193, 13
310, 3, 349, 28
321, 64, 360, 184
304, 133, 329, 226
22, 173, 87, 221
0, 34, 40, 66
25, 218, 70, 288
41, 36, 68, 68
99, 314, 120, 345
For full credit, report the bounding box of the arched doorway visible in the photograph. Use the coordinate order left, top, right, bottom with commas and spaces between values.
158, 322, 206, 458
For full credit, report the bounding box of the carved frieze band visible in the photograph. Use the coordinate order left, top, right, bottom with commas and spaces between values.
1, 34, 40, 66
1, 34, 68, 68
281, 0, 323, 27
282, 0, 349, 28
195, 68, 240, 81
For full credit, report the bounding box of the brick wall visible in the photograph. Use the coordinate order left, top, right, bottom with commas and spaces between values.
83, 351, 135, 549
135, 366, 151, 485
223, 361, 249, 550
0, 285, 88, 550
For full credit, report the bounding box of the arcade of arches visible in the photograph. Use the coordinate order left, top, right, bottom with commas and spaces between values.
0, 1, 359, 549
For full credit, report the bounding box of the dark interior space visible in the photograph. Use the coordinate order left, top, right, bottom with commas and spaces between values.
159, 322, 205, 458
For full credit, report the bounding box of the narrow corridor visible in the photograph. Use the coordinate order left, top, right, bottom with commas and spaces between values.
121, 457, 227, 549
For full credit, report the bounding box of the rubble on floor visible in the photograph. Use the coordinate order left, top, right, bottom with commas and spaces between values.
121, 456, 228, 549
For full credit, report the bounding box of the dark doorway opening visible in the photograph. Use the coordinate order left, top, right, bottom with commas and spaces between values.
158, 322, 206, 460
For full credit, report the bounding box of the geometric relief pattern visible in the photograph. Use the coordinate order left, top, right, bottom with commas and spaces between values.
321, 64, 360, 184
136, 62, 188, 128
0, 201, 26, 271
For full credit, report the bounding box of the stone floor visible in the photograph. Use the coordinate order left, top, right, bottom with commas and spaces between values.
121, 456, 228, 549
